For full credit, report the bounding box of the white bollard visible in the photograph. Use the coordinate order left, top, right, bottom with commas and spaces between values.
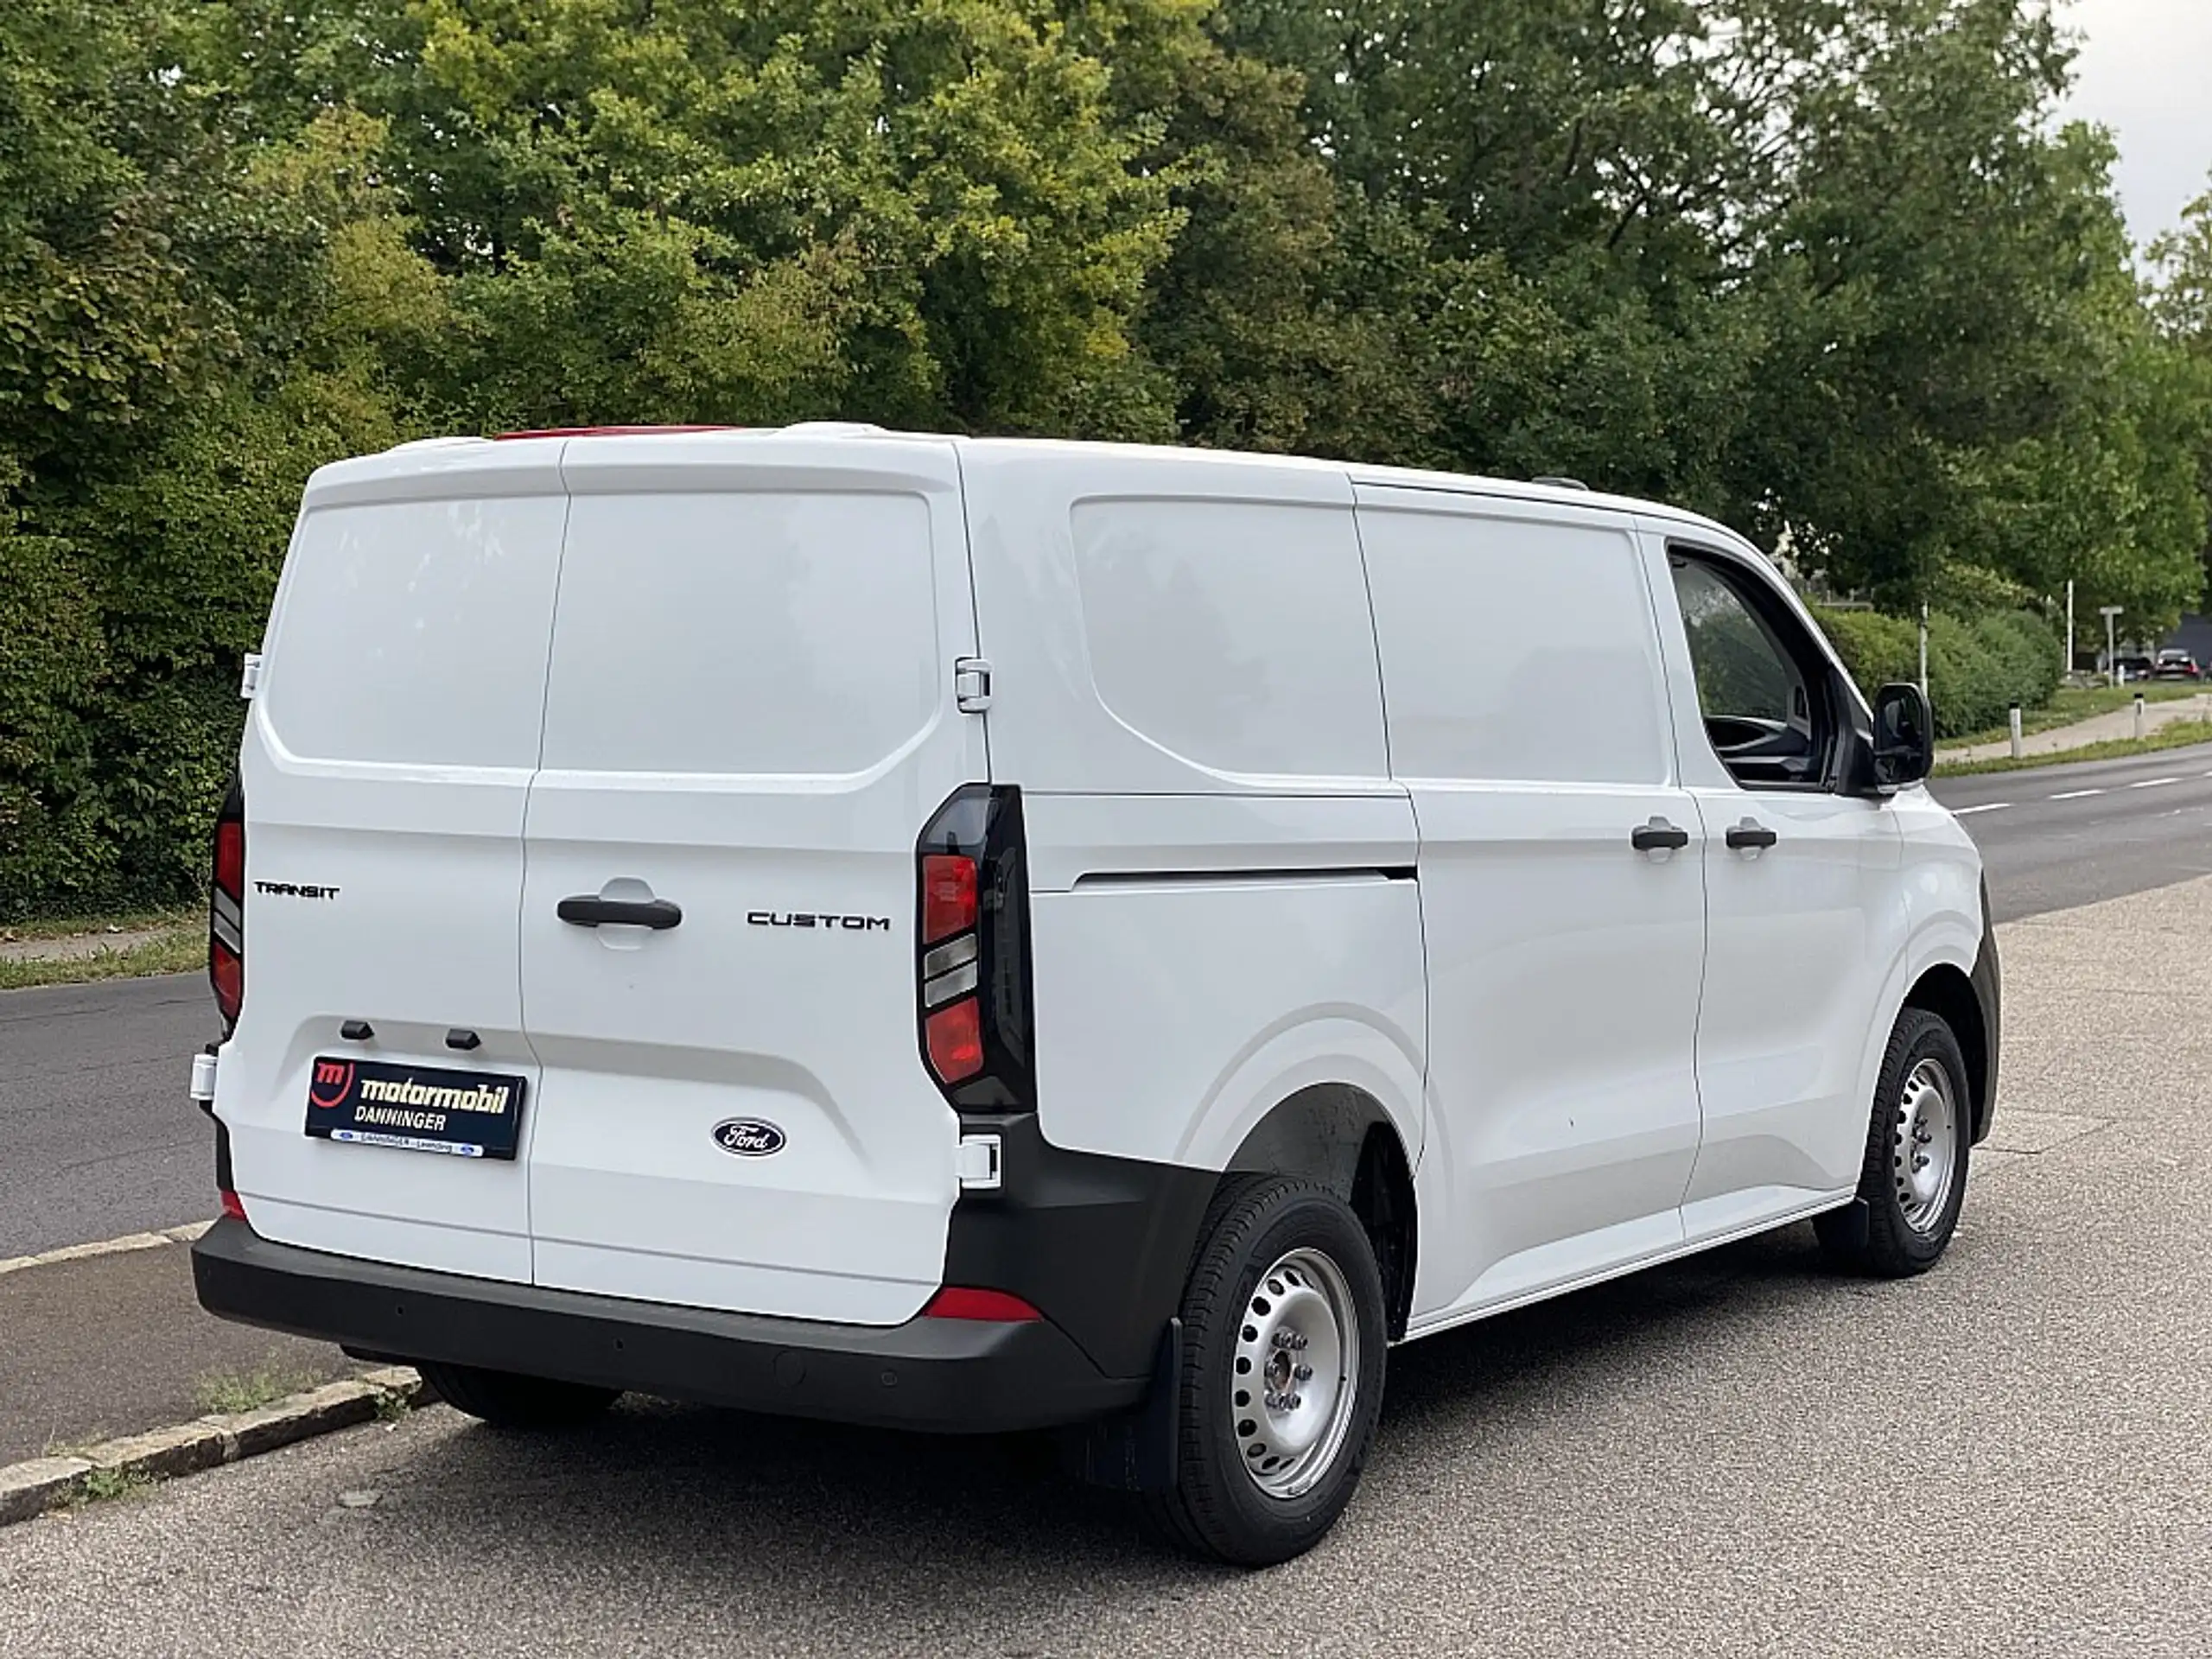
2135, 695, 2145, 740
2009, 703, 2023, 760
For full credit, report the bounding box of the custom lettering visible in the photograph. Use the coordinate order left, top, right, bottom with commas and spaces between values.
747, 912, 893, 931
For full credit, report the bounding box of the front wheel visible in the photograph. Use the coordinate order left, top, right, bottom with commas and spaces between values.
1146, 1177, 1388, 1567
1816, 1007, 1972, 1276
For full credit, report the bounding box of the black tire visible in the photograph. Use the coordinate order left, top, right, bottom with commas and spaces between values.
1145, 1176, 1388, 1567
416, 1361, 620, 1429
1816, 1007, 1972, 1277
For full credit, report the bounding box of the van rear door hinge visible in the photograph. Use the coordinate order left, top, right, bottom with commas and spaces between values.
956, 1134, 1002, 1192
239, 653, 264, 699
954, 657, 993, 714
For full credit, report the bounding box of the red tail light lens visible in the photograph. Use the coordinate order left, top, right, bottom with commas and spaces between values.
921, 855, 977, 944
923, 1287, 1040, 1321
214, 820, 244, 897
219, 1188, 248, 1223
210, 939, 244, 1026
925, 1000, 984, 1083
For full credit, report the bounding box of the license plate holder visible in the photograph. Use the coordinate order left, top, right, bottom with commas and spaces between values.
304, 1057, 526, 1160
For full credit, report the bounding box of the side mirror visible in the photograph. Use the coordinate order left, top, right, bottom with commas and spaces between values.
1869, 682, 1934, 791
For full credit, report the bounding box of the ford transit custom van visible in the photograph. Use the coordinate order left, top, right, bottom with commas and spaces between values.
193, 426, 1998, 1565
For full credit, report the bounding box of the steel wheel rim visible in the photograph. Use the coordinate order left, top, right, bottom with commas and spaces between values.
1229, 1247, 1360, 1500
1894, 1056, 1960, 1235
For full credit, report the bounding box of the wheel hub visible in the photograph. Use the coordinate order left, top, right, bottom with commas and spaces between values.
1893, 1056, 1959, 1236
1230, 1249, 1360, 1500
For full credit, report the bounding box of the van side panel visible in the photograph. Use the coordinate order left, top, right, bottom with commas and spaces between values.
219, 450, 571, 1281
1354, 486, 1707, 1327
963, 454, 1427, 1187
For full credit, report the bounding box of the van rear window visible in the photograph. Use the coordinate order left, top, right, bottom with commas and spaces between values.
539, 492, 939, 777
263, 497, 568, 768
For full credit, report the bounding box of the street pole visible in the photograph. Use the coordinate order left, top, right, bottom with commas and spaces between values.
2066, 579, 2074, 679
2101, 605, 2124, 688
1918, 602, 1929, 699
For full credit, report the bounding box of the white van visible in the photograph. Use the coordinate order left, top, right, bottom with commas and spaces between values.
193, 426, 1998, 1565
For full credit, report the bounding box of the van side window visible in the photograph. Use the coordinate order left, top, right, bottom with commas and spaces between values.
1357, 505, 1670, 785
1667, 552, 1832, 789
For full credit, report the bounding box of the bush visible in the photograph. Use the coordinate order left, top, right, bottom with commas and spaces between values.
1814, 604, 2061, 739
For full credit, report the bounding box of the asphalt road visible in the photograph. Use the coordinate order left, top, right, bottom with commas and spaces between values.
3, 741, 2208, 1259
1929, 738, 2212, 921
0, 974, 219, 1258
6, 875, 2209, 1656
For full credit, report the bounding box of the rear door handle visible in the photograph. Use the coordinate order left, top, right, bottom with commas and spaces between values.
1630, 819, 1691, 853
1725, 822, 1778, 850
557, 896, 683, 930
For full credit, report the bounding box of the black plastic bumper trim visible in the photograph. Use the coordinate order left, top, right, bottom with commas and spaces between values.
1970, 874, 2003, 1143
192, 1218, 1145, 1434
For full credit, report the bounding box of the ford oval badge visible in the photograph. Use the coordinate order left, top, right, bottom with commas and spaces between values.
713, 1118, 786, 1157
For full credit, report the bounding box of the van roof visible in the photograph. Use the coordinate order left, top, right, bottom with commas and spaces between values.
329, 423, 1749, 551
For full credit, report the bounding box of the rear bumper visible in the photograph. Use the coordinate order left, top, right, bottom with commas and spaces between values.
192, 1217, 1146, 1433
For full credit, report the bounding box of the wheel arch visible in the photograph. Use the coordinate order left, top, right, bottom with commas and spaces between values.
1224, 1084, 1418, 1340
1903, 963, 1992, 1142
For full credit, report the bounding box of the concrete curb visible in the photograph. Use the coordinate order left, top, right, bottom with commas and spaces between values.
0, 1366, 425, 1527
0, 1220, 212, 1281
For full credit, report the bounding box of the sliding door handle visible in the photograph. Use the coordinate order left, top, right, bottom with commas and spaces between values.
557, 896, 683, 930
1725, 822, 1778, 850
1630, 819, 1691, 853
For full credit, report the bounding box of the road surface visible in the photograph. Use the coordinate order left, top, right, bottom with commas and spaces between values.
1929, 738, 2212, 921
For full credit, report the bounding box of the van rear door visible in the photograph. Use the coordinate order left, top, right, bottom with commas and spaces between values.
219, 441, 568, 1281
518, 434, 986, 1324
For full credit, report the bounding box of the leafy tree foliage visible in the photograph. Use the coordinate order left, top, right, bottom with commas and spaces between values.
1, 0, 2208, 915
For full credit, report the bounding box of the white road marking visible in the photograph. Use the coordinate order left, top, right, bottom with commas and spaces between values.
2047, 788, 2107, 800
0, 1219, 210, 1279
1952, 802, 2011, 816
2128, 777, 2183, 789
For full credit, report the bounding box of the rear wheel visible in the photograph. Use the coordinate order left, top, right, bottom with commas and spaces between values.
416, 1361, 620, 1429
1146, 1177, 1387, 1566
1816, 1007, 1972, 1276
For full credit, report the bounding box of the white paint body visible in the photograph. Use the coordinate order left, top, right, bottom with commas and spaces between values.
215, 429, 1986, 1339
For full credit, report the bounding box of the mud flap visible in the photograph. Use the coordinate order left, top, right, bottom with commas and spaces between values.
1062, 1318, 1180, 1493
1827, 1198, 1872, 1252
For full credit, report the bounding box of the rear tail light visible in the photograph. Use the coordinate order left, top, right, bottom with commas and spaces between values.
915, 785, 1034, 1110
219, 1189, 248, 1224
209, 775, 245, 1033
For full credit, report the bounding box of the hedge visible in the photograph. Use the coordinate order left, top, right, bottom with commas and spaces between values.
1813, 605, 2063, 740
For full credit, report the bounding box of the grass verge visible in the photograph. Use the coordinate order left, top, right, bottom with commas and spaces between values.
1935, 720, 2212, 777
0, 907, 199, 944
194, 1365, 323, 1418
0, 925, 203, 992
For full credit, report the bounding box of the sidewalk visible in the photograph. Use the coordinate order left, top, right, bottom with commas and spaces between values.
1937, 689, 2212, 764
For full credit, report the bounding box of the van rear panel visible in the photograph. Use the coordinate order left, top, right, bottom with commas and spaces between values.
220, 456, 570, 1281
518, 459, 984, 1323
221, 434, 985, 1320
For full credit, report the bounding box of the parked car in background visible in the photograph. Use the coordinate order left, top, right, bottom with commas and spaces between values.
2152, 650, 2201, 681
2113, 652, 2157, 683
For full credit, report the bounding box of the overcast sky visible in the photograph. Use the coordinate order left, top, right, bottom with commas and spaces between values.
2060, 0, 2212, 246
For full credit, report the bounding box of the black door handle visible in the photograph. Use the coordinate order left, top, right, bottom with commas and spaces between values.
557, 896, 683, 930
1630, 820, 1691, 852
1726, 823, 1778, 850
